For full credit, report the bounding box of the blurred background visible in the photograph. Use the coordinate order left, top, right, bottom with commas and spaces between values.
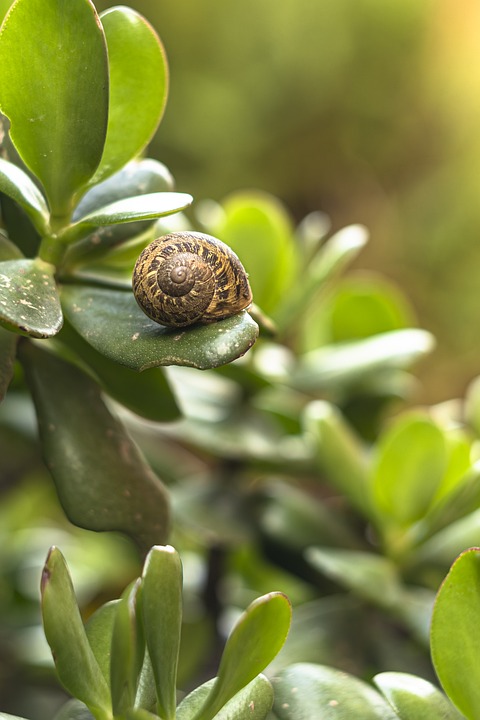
94, 0, 480, 404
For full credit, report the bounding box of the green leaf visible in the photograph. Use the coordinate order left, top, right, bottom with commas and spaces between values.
325, 275, 413, 343
302, 400, 370, 513
60, 192, 193, 245
372, 412, 447, 525
0, 0, 109, 216
416, 509, 480, 566
272, 664, 399, 719
41, 547, 111, 718
214, 191, 298, 316
0, 258, 63, 337
94, 7, 168, 184
293, 329, 435, 393
0, 230, 23, 261
373, 672, 464, 719
53, 700, 95, 720
19, 341, 170, 551
305, 548, 403, 610
431, 548, 480, 719
0, 325, 17, 401
0, 715, 31, 720
66, 159, 174, 266
126, 711, 159, 720
58, 320, 180, 422
0, 157, 49, 234
278, 224, 369, 335
141, 546, 183, 720
85, 601, 119, 685
111, 580, 145, 716
194, 593, 291, 720
61, 286, 259, 370
177, 675, 273, 720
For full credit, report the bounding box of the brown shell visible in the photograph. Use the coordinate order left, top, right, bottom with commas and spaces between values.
132, 232, 253, 328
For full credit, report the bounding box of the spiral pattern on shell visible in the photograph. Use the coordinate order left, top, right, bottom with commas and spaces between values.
132, 232, 253, 328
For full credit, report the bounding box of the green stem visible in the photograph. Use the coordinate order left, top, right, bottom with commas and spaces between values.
38, 235, 64, 266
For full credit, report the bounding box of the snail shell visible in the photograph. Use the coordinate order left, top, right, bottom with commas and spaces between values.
132, 231, 253, 328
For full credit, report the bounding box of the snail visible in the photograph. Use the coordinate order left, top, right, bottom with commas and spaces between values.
132, 231, 253, 328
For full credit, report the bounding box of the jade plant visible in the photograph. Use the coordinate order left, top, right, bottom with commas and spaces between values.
0, 544, 291, 720
0, 0, 259, 552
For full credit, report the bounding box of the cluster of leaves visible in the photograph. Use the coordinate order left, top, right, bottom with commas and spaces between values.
1, 0, 480, 719
0, 0, 260, 553
32, 545, 290, 720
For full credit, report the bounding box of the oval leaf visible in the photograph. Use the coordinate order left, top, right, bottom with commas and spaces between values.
141, 546, 183, 720
85, 601, 119, 685
272, 664, 399, 719
373, 672, 464, 719
0, 0, 109, 215
178, 675, 273, 720
41, 547, 111, 715
111, 580, 145, 716
431, 548, 480, 719
195, 593, 291, 720
61, 285, 259, 370
372, 413, 447, 525
67, 159, 174, 266
94, 7, 168, 184
0, 157, 49, 233
0, 258, 62, 337
58, 320, 180, 422
19, 341, 170, 551
61, 192, 193, 244
294, 329, 435, 393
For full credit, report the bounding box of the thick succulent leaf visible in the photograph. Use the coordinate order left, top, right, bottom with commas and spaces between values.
53, 700, 95, 720
85, 600, 119, 684
0, 258, 62, 337
0, 231, 23, 261
111, 580, 145, 716
302, 400, 370, 513
19, 341, 170, 551
0, 325, 17, 401
41, 547, 111, 716
416, 509, 480, 566
61, 285, 259, 370
177, 675, 273, 720
61, 192, 193, 244
372, 413, 447, 525
271, 664, 399, 719
0, 157, 49, 234
67, 159, 174, 265
194, 593, 291, 720
293, 329, 435, 393
93, 7, 168, 184
213, 191, 298, 316
126, 711, 159, 720
305, 548, 403, 610
373, 672, 464, 719
431, 548, 480, 719
0, 0, 109, 216
58, 320, 180, 422
141, 546, 183, 720
277, 224, 369, 333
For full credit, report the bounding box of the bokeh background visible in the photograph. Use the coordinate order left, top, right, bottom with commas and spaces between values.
94, 0, 480, 404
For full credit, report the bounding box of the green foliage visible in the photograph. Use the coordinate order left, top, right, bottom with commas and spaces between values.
39, 546, 290, 720
1, 1, 479, 719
